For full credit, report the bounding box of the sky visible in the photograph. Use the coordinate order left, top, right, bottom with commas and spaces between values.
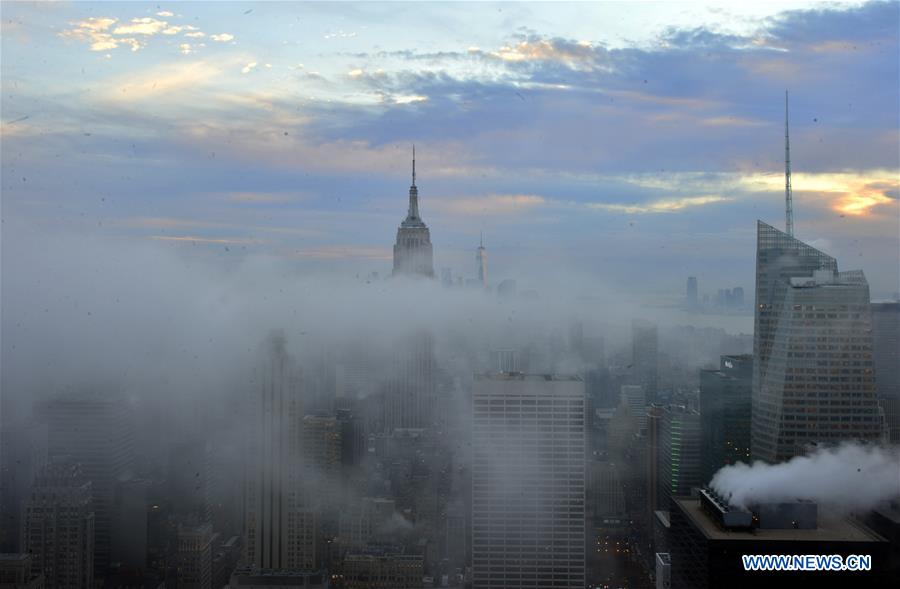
2, 0, 898, 298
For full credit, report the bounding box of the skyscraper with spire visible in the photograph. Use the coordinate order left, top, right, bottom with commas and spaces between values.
476, 233, 488, 289
392, 147, 434, 278
751, 221, 881, 462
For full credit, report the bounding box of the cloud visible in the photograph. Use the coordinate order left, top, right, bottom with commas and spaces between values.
150, 235, 263, 245
104, 61, 222, 102
185, 31, 206, 39
588, 195, 732, 214
432, 194, 547, 216
179, 44, 193, 55
484, 37, 598, 67
59, 17, 145, 52
210, 33, 235, 42
156, 11, 174, 17
391, 94, 428, 105
242, 62, 258, 74
113, 17, 169, 36
227, 192, 300, 204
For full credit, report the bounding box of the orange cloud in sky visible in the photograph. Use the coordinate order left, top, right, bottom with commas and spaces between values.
742, 171, 898, 217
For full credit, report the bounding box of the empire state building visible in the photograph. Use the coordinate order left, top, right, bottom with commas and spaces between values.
392, 147, 434, 278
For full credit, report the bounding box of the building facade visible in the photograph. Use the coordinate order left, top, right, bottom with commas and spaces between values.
471, 373, 586, 589
40, 392, 134, 578
243, 332, 317, 570
752, 221, 881, 462
392, 149, 434, 278
24, 457, 94, 589
699, 355, 752, 482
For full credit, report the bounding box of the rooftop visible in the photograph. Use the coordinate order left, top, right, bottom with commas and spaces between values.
675, 497, 885, 543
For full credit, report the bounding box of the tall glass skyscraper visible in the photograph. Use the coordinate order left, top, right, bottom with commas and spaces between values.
752, 221, 881, 462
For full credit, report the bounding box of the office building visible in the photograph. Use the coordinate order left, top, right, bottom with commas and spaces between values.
472, 373, 586, 589
489, 349, 518, 373
657, 407, 701, 512
40, 392, 134, 578
228, 567, 328, 589
0, 554, 45, 589
177, 523, 215, 589
243, 332, 317, 570
340, 546, 423, 589
384, 331, 436, 431
699, 355, 752, 482
621, 385, 647, 434
752, 221, 881, 462
392, 148, 434, 278
24, 457, 94, 589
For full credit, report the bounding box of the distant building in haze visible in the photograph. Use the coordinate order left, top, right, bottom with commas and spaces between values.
632, 319, 659, 403
686, 277, 698, 310
476, 234, 488, 289
472, 373, 585, 589
392, 148, 434, 278
752, 221, 881, 462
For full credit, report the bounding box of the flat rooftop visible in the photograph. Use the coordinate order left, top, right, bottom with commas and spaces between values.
674, 498, 884, 543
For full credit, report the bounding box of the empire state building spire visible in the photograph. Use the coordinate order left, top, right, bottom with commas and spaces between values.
393, 146, 434, 277
407, 145, 420, 222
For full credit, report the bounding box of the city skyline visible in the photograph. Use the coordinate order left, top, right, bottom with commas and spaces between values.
2, 1, 898, 296
2, 3, 899, 589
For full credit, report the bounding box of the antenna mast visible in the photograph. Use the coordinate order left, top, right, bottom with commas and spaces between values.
785, 90, 794, 236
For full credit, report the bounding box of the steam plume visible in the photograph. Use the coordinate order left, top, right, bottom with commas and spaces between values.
710, 442, 900, 512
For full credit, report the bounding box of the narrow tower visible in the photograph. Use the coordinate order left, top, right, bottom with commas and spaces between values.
476, 232, 488, 289
392, 146, 434, 277
784, 90, 794, 236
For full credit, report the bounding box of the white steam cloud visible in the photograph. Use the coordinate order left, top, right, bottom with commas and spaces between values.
710, 442, 900, 512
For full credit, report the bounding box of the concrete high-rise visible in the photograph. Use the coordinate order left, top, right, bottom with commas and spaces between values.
40, 392, 134, 578
752, 221, 881, 462
699, 355, 752, 482
472, 373, 586, 589
243, 332, 316, 570
392, 147, 434, 278
24, 456, 94, 589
